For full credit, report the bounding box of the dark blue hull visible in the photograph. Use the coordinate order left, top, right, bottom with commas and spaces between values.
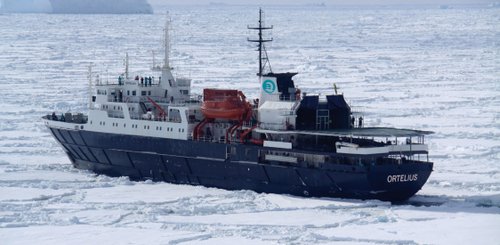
48, 127, 433, 201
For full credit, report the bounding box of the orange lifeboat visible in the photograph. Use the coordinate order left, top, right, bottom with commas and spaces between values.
201, 89, 252, 121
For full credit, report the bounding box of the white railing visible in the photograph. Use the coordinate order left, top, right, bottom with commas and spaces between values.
336, 142, 428, 155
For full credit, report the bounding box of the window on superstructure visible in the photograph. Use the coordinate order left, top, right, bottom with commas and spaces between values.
141, 91, 147, 96
127, 91, 130, 96
132, 91, 136, 96
148, 91, 151, 96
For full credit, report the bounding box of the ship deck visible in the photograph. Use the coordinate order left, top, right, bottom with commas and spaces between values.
255, 127, 433, 138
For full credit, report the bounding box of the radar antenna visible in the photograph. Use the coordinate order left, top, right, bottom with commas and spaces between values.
248, 8, 273, 76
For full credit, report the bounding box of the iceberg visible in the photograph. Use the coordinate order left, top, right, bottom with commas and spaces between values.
0, 0, 52, 13
0, 0, 153, 14
49, 0, 153, 14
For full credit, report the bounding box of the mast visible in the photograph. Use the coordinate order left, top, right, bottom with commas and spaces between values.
87, 64, 93, 110
248, 8, 273, 76
163, 16, 171, 70
125, 52, 129, 79
152, 50, 157, 70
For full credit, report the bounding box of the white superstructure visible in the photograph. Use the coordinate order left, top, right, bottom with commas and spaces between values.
44, 20, 200, 141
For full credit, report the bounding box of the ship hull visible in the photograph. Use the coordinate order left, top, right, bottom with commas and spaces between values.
48, 126, 433, 201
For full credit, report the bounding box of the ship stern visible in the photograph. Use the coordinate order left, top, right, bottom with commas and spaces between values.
367, 161, 433, 201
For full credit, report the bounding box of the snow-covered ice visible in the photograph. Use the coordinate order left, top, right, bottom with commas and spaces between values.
0, 5, 499, 244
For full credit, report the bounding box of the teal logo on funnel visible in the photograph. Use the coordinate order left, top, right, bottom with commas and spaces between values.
262, 79, 276, 94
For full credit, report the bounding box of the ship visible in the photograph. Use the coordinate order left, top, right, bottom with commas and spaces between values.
42, 10, 433, 202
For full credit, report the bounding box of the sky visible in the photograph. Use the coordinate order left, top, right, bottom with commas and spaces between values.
148, 0, 497, 5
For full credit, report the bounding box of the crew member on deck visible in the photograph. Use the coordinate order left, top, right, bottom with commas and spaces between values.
358, 116, 363, 128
